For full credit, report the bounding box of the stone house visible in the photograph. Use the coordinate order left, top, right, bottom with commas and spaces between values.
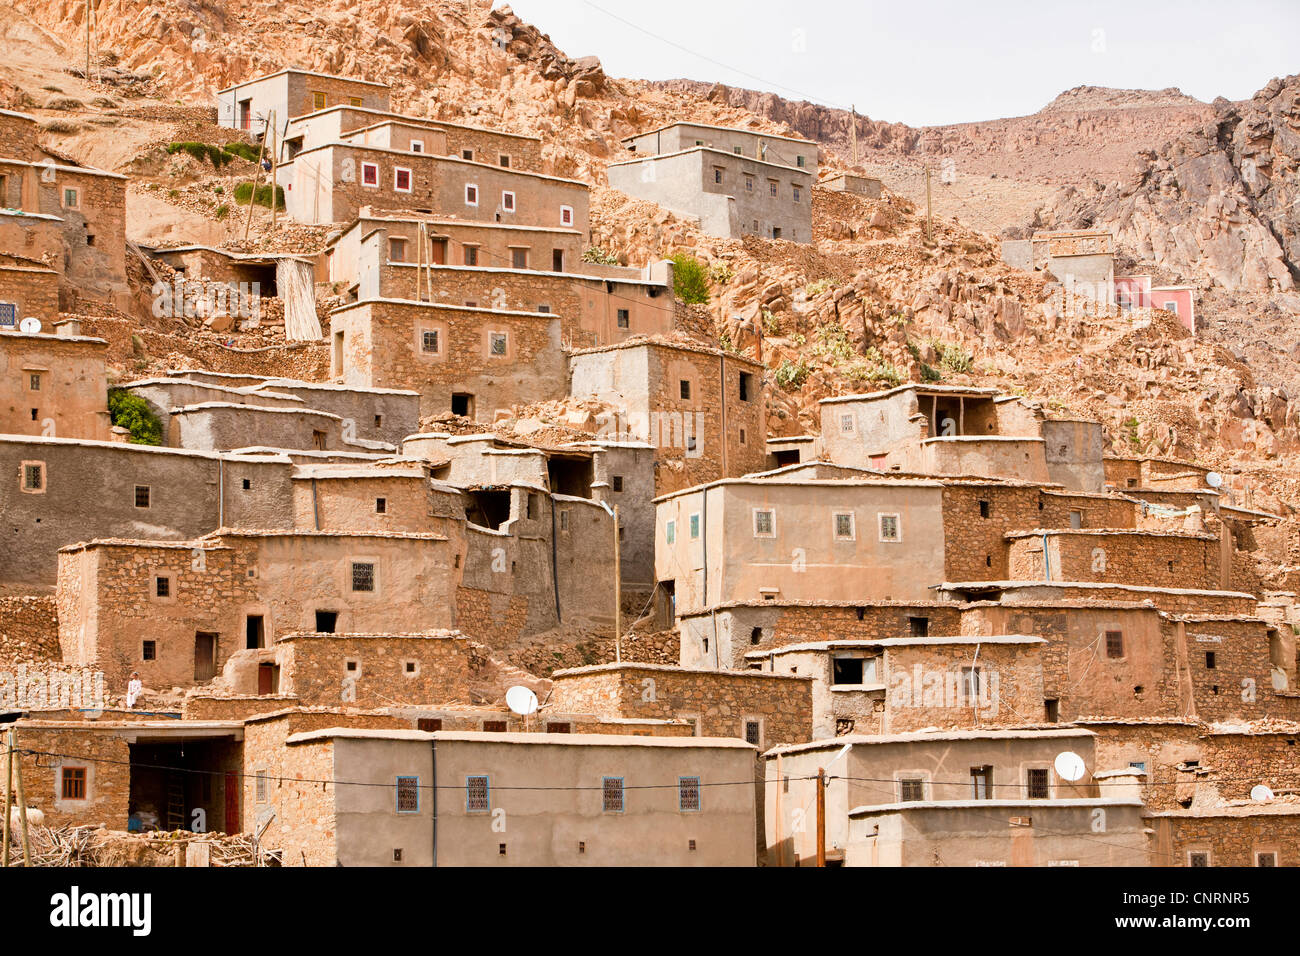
745, 634, 1046, 738
1147, 804, 1300, 866
1005, 528, 1226, 590
819, 172, 883, 197
0, 252, 60, 330
570, 339, 767, 496
0, 330, 111, 440
1001, 229, 1116, 304
289, 460, 465, 535
264, 728, 757, 866
1103, 455, 1215, 493
216, 69, 391, 132
612, 123, 817, 242
329, 297, 566, 422
56, 528, 461, 689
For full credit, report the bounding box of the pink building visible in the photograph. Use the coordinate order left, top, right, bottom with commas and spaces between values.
1115, 275, 1195, 334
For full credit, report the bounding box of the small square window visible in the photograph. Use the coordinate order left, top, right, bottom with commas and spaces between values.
63, 187, 79, 209
348, 96, 363, 107
560, 205, 574, 226
394, 167, 412, 192
351, 562, 376, 592
1189, 851, 1210, 867
796, 155, 806, 168
753, 509, 775, 537
396, 776, 420, 813
612, 476, 624, 492
361, 162, 379, 187
1105, 630, 1124, 659
511, 247, 528, 269
499, 154, 511, 168
22, 462, 44, 491
680, 380, 691, 400
489, 332, 508, 356
155, 576, 170, 598
679, 776, 701, 812
61, 767, 87, 800
1257, 851, 1277, 867
840, 413, 855, 435
467, 776, 490, 812
28, 373, 40, 391
463, 245, 479, 266
388, 238, 407, 262
602, 776, 625, 813
465, 184, 479, 206
1027, 768, 1050, 799
501, 190, 516, 212
769, 180, 778, 197
793, 186, 802, 202
242, 478, 252, 490
375, 497, 387, 514
462, 149, 474, 161
617, 308, 630, 328
744, 721, 761, 746
142, 640, 157, 661
665, 520, 676, 544
879, 514, 900, 542
421, 329, 440, 354
409, 140, 424, 153
899, 777, 924, 801
135, 485, 151, 508
312, 91, 326, 110
834, 512, 855, 540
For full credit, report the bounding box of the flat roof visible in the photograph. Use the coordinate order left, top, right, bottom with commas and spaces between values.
767, 726, 1094, 757
288, 728, 755, 748
939, 580, 1254, 599
0, 330, 107, 346
283, 103, 542, 141
331, 295, 561, 321
551, 661, 810, 681
621, 120, 817, 147
653, 475, 945, 505
0, 157, 126, 180
608, 145, 816, 176
850, 797, 1141, 816
821, 384, 1003, 405
217, 68, 390, 93
746, 634, 1045, 657
571, 336, 763, 366
292, 142, 583, 185
0, 433, 291, 462
383, 261, 667, 288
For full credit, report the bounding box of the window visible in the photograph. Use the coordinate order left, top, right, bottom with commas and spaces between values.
511, 247, 528, 269
602, 776, 625, 812
839, 413, 855, 434
833, 512, 855, 540
482, 720, 507, 732
753, 509, 775, 538
739, 371, 753, 401
1205, 651, 1216, 669
679, 380, 691, 400
409, 139, 424, 153
134, 485, 151, 508
394, 167, 412, 192
878, 513, 900, 542
61, 767, 87, 800
463, 245, 479, 265
417, 718, 442, 732
679, 776, 701, 812
392, 776, 420, 813
360, 162, 379, 187
155, 576, 170, 599
375, 497, 387, 515
978, 499, 990, 518
388, 237, 407, 262
489, 331, 508, 356
63, 187, 79, 209
255, 770, 269, 803
793, 186, 802, 202
1188, 851, 1210, 867
689, 514, 700, 539
733, 146, 742, 155
769, 179, 778, 197
970, 766, 993, 800
28, 373, 40, 391
1045, 698, 1060, 722
745, 175, 753, 192
465, 184, 479, 206
665, 520, 676, 544
501, 190, 516, 212
462, 149, 474, 161
546, 722, 571, 733
142, 640, 156, 661
560, 204, 574, 226
537, 304, 551, 314
315, 610, 338, 633
612, 475, 624, 492
832, 657, 864, 685
617, 308, 630, 329
312, 91, 326, 110
1257, 851, 1277, 867
899, 777, 925, 802
466, 775, 490, 812
351, 562, 376, 592
796, 155, 806, 168
1027, 768, 1050, 799
498, 154, 511, 168
421, 329, 440, 354
744, 721, 761, 746
908, 616, 929, 637
713, 166, 724, 184
559, 510, 570, 532
1105, 630, 1124, 659
1128, 761, 1146, 773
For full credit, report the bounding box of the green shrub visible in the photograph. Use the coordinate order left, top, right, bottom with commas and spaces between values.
814, 322, 854, 363
167, 141, 229, 169
223, 141, 261, 163
774, 359, 810, 390
233, 181, 285, 210
582, 246, 620, 265
214, 204, 229, 220
804, 278, 833, 298
668, 253, 710, 304
920, 363, 942, 382
108, 389, 163, 445
931, 339, 973, 374
709, 262, 734, 284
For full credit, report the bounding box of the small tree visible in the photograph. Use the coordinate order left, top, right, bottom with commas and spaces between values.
669, 252, 710, 305
108, 388, 163, 445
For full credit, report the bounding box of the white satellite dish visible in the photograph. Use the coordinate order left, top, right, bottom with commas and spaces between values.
1054, 751, 1087, 782
505, 685, 538, 716
1205, 472, 1223, 489
1250, 784, 1275, 802
18, 317, 41, 334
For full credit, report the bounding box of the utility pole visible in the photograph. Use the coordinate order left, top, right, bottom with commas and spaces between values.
613, 504, 622, 663
816, 767, 826, 866
925, 165, 934, 244
85, 0, 91, 81
12, 731, 30, 867
850, 104, 858, 167
269, 111, 278, 230
2, 730, 12, 867
243, 122, 269, 241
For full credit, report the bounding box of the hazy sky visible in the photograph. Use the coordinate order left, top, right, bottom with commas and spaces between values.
502, 0, 1299, 126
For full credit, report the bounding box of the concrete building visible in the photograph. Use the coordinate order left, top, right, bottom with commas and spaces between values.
819, 172, 883, 198
610, 122, 816, 242
216, 68, 391, 132
0, 330, 111, 440
262, 729, 758, 866
1001, 229, 1116, 305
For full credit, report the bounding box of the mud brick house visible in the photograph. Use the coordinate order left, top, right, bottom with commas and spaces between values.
345, 222, 677, 348
216, 69, 391, 131
0, 436, 296, 589
402, 432, 658, 591
819, 385, 1107, 492
611, 122, 817, 242
289, 460, 465, 535
56, 528, 460, 689
676, 600, 964, 669
1001, 229, 1116, 304
0, 107, 42, 161
0, 330, 111, 440
1004, 528, 1226, 590
1103, 455, 1216, 493
0, 250, 60, 329
765, 728, 1147, 866
263, 728, 757, 866
936, 579, 1257, 616
570, 339, 767, 496
1148, 803, 1300, 866
745, 634, 1046, 738
330, 297, 566, 422
547, 663, 813, 750
819, 172, 883, 197
284, 141, 587, 229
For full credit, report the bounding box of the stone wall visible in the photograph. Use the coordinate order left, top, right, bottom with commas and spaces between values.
1006, 529, 1222, 590
1150, 811, 1300, 866
0, 594, 59, 664
941, 484, 1041, 581
2, 724, 130, 829
277, 632, 473, 708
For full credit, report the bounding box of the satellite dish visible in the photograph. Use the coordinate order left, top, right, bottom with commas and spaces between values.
1054, 751, 1087, 782
1250, 784, 1275, 802
1205, 472, 1223, 489
505, 685, 538, 716
18, 317, 41, 334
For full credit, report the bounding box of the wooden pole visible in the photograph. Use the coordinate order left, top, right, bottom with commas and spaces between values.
85, 0, 91, 82
925, 165, 933, 244
269, 111, 278, 231
815, 766, 826, 867
243, 122, 269, 241
11, 730, 30, 867
613, 504, 622, 663
774, 754, 784, 867
850, 104, 857, 167
2, 730, 12, 867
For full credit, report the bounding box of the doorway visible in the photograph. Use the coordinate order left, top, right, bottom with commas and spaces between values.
194, 632, 218, 682
246, 614, 265, 650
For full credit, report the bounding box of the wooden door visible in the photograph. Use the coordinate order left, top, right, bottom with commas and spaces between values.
194, 632, 217, 681
224, 771, 240, 834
